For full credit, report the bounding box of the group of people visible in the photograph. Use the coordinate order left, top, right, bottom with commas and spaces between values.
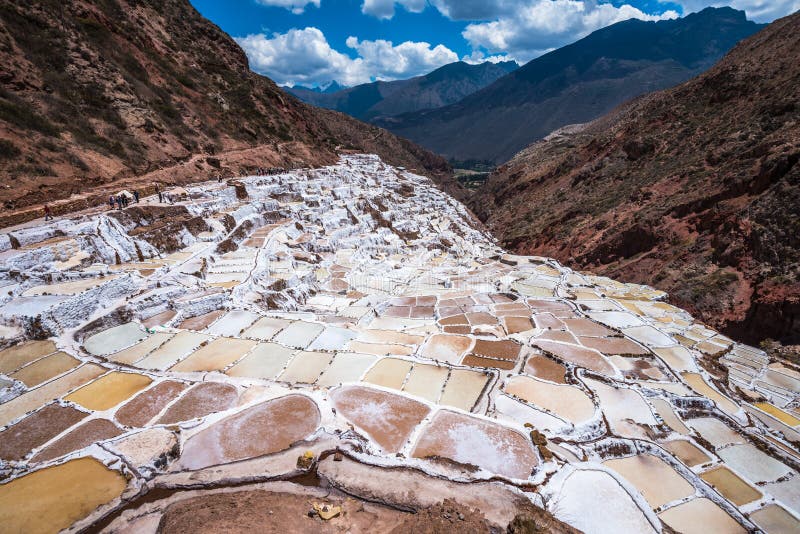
109, 190, 139, 210
255, 167, 287, 176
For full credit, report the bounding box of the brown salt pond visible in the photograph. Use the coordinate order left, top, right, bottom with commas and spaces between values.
31, 419, 122, 462
142, 309, 177, 329
65, 371, 152, 411
157, 382, 239, 424
471, 339, 520, 361
533, 313, 564, 329
9, 351, 80, 388
524, 355, 566, 383
603, 454, 694, 509
0, 456, 127, 534
502, 316, 534, 334
170, 338, 257, 372
178, 394, 320, 470
663, 440, 711, 467
0, 340, 57, 374
504, 375, 594, 424
438, 369, 489, 411
0, 364, 105, 426
750, 503, 800, 533
462, 354, 517, 370
658, 498, 746, 534
420, 334, 473, 364
115, 380, 188, 427
412, 410, 537, 479
700, 466, 762, 506
178, 310, 225, 331
225, 343, 295, 380
0, 404, 87, 461
528, 299, 575, 317
331, 385, 430, 452
533, 340, 615, 376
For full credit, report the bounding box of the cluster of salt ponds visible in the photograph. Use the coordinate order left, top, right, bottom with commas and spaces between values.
1, 155, 798, 533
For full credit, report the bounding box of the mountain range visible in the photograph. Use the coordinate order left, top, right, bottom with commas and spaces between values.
376, 7, 764, 164
0, 0, 452, 223
469, 10, 800, 343
287, 60, 518, 122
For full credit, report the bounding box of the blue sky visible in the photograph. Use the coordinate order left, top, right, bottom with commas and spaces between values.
189, 0, 797, 87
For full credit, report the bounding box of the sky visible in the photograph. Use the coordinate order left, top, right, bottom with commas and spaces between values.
189, 0, 799, 88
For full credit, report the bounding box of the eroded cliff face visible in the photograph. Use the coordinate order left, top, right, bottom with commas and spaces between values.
0, 0, 453, 223
471, 11, 800, 344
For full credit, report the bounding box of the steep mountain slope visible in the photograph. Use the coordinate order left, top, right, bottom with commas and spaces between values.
377, 7, 763, 164
287, 61, 518, 121
470, 11, 800, 343
0, 0, 453, 223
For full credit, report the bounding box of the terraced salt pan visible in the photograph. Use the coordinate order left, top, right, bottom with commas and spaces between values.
115, 380, 188, 427
65, 371, 152, 411
682, 373, 740, 415
331, 385, 430, 453
533, 340, 615, 376
23, 275, 120, 296
0, 364, 105, 426
277, 351, 333, 383
170, 338, 257, 372
178, 394, 320, 470
402, 364, 449, 402
157, 382, 238, 424
658, 498, 746, 534
753, 402, 800, 426
716, 443, 791, 483
347, 340, 415, 356
663, 439, 712, 467
0, 404, 87, 461
412, 410, 537, 479
700, 466, 761, 506
0, 340, 57, 373
765, 477, 800, 515
504, 375, 594, 425
307, 326, 357, 350
653, 345, 697, 372
178, 310, 225, 331
272, 321, 324, 349
438, 368, 488, 411
106, 333, 173, 365
687, 417, 745, 447
226, 343, 296, 379
9, 351, 80, 387
363, 358, 412, 389
750, 504, 800, 534
0, 457, 127, 534
603, 454, 694, 509
205, 310, 259, 336
494, 394, 568, 431
420, 334, 473, 364
242, 317, 291, 340
587, 311, 645, 329
31, 419, 122, 463
622, 325, 674, 347
136, 331, 212, 370
316, 352, 377, 387
84, 322, 148, 356
547, 468, 657, 534
650, 398, 690, 434
0, 295, 70, 318
584, 377, 657, 439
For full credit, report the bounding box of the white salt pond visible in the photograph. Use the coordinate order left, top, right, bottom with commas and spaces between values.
84, 322, 148, 356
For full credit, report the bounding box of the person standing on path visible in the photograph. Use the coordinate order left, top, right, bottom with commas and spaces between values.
156, 183, 163, 203
133, 190, 139, 203
109, 196, 115, 210
43, 204, 52, 221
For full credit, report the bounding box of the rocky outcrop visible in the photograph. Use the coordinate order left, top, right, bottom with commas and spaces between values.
471, 11, 800, 343
0, 0, 454, 221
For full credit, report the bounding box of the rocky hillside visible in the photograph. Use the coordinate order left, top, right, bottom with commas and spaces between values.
470, 11, 800, 343
0, 0, 453, 222
377, 7, 763, 164
287, 60, 518, 121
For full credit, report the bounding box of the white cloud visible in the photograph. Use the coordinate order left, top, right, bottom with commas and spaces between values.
361, 0, 427, 20
254, 0, 320, 15
236, 27, 459, 87
435, 0, 679, 63
669, 1, 800, 23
